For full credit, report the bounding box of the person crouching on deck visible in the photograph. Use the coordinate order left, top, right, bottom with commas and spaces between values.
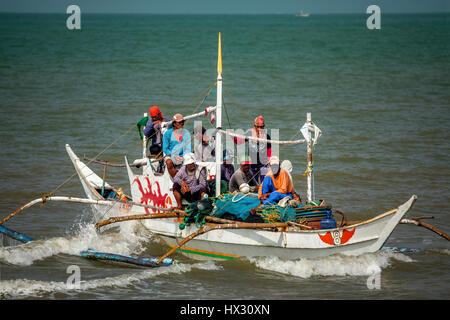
258, 156, 294, 205
172, 153, 208, 209
162, 113, 192, 177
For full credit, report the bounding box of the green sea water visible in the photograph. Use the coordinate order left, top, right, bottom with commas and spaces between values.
0, 13, 449, 300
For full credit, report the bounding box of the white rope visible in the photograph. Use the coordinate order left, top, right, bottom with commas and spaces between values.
161, 106, 217, 128
219, 130, 306, 145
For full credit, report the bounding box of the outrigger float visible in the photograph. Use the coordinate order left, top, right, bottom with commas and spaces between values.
1, 33, 448, 267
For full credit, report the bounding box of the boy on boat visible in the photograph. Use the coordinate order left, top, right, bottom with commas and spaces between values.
258, 156, 294, 204
172, 153, 208, 209
162, 113, 192, 177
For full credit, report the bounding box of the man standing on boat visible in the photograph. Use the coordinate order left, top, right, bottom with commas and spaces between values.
229, 155, 259, 193
233, 115, 272, 183
143, 106, 169, 156
258, 156, 294, 204
172, 153, 208, 209
163, 113, 192, 177
193, 124, 215, 162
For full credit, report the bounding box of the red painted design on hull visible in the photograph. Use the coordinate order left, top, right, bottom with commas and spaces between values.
319, 228, 355, 246
134, 177, 169, 213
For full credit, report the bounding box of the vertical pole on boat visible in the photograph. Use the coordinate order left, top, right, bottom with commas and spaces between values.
142, 112, 148, 159
101, 164, 107, 197
215, 32, 223, 197
306, 112, 314, 203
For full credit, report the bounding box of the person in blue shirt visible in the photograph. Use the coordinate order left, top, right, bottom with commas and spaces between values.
163, 113, 192, 177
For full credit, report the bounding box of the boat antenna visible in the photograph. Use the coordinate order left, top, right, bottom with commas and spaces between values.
215, 32, 223, 196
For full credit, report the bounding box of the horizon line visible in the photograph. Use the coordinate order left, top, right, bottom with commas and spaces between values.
0, 11, 448, 15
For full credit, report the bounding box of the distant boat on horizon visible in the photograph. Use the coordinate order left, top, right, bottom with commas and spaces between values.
296, 11, 310, 17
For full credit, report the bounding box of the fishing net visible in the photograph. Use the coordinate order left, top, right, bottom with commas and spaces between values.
211, 193, 260, 221
179, 193, 335, 228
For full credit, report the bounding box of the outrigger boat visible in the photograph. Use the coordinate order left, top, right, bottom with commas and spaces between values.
63, 33, 420, 261
1, 34, 447, 265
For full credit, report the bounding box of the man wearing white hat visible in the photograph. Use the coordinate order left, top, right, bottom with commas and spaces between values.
172, 153, 208, 209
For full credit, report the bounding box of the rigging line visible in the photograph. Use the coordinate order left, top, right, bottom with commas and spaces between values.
223, 99, 232, 129
185, 85, 215, 126
222, 86, 252, 123
180, 80, 217, 116
2, 123, 138, 224
48, 123, 137, 198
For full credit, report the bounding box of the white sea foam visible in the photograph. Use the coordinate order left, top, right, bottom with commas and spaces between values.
249, 250, 413, 278
0, 218, 226, 298
0, 263, 193, 298
0, 220, 151, 266
431, 248, 450, 256
191, 260, 223, 271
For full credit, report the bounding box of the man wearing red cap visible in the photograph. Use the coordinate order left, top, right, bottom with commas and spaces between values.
228, 155, 259, 193
143, 106, 169, 156
232, 115, 272, 183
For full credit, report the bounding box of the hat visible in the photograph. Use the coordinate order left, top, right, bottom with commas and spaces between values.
183, 152, 196, 165
280, 160, 292, 173
173, 113, 184, 122
254, 115, 265, 126
149, 106, 161, 117
223, 149, 234, 161
240, 155, 251, 165
269, 156, 280, 165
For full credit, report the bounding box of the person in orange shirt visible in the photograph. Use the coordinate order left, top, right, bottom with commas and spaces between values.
258, 156, 294, 205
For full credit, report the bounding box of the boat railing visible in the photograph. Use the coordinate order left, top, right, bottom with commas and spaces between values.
220, 129, 306, 145
161, 105, 217, 128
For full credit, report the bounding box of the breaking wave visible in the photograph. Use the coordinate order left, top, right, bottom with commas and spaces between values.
0, 219, 223, 298
248, 250, 414, 278
0, 220, 151, 266
0, 261, 216, 298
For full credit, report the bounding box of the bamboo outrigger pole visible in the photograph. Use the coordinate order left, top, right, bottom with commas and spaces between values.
0, 196, 184, 226
156, 221, 290, 264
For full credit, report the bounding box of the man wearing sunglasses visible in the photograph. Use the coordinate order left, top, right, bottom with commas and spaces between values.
162, 113, 192, 177
233, 115, 272, 183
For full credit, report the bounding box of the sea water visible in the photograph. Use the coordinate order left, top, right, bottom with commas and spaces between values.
0, 13, 449, 300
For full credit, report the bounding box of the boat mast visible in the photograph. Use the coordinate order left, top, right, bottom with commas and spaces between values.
215, 32, 223, 197
306, 112, 314, 203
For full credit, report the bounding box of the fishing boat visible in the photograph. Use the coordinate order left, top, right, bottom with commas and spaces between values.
2, 33, 446, 265
63, 33, 421, 262
296, 11, 310, 17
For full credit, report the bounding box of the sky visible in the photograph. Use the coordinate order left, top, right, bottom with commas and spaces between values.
0, 0, 447, 14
